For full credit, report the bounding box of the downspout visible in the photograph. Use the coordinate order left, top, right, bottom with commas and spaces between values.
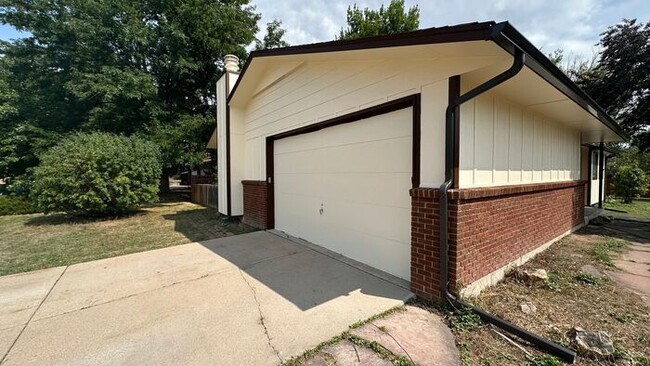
438, 48, 577, 362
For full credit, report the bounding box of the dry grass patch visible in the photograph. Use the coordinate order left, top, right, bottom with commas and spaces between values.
0, 201, 256, 276
447, 232, 650, 366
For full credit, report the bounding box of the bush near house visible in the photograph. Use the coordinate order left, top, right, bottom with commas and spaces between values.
31, 132, 161, 216
0, 195, 39, 216
611, 163, 649, 203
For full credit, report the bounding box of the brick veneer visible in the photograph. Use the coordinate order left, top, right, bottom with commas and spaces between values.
410, 180, 586, 300
242, 180, 270, 229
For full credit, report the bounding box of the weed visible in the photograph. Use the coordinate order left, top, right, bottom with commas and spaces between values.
575, 272, 603, 285
639, 333, 650, 346
610, 312, 635, 324
459, 342, 473, 366
545, 272, 565, 291
591, 238, 626, 266
528, 354, 563, 366
348, 306, 405, 329
449, 307, 483, 333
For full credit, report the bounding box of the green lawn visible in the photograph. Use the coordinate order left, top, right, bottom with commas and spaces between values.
604, 198, 650, 220
0, 201, 256, 276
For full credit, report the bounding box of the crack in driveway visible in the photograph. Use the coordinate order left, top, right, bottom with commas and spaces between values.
238, 269, 282, 363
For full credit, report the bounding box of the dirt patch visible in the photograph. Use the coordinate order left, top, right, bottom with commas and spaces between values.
440, 230, 650, 365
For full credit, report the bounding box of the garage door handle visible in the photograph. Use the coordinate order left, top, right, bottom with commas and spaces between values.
319, 203, 324, 215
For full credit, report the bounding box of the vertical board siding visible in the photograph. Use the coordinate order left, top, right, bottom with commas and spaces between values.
459, 89, 581, 188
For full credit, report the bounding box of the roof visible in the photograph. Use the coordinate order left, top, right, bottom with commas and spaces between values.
228, 21, 627, 142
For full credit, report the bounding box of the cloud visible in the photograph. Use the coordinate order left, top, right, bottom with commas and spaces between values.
251, 0, 650, 59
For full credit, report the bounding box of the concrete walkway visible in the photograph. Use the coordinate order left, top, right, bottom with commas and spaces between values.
0, 231, 413, 365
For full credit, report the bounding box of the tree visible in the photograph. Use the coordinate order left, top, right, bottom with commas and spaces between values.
255, 20, 289, 50
338, 0, 419, 40
575, 19, 650, 150
0, 0, 261, 190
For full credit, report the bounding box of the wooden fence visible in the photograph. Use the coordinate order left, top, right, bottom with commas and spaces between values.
191, 184, 218, 208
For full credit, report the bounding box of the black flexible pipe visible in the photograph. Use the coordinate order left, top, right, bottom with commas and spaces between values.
438, 47, 577, 363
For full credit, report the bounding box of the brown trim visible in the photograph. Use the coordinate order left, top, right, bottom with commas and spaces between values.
265, 94, 421, 229
225, 71, 232, 216
598, 142, 605, 208
265, 136, 275, 228
448, 180, 587, 200
587, 145, 593, 206
449, 75, 461, 189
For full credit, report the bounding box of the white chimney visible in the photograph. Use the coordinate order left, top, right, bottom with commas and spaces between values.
224, 54, 240, 73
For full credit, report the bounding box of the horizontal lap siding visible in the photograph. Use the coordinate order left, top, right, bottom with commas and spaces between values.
459, 88, 581, 188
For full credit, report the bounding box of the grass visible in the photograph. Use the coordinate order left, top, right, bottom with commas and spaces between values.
0, 200, 256, 276
591, 238, 627, 266
441, 233, 649, 366
604, 198, 650, 220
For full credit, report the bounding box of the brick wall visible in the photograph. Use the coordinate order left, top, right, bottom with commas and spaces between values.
410, 181, 585, 300
242, 180, 270, 229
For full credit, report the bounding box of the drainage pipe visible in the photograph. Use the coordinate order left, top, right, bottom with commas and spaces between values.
438, 47, 577, 363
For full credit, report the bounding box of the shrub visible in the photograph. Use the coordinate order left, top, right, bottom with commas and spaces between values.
31, 132, 161, 216
0, 195, 40, 216
611, 162, 649, 203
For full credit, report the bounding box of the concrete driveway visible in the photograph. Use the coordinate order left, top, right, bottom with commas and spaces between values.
0, 231, 412, 365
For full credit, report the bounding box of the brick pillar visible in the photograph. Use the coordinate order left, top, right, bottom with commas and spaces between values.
242, 180, 270, 229
409, 188, 442, 301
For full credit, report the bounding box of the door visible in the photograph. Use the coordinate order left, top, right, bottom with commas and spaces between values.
590, 149, 600, 205
273, 108, 413, 281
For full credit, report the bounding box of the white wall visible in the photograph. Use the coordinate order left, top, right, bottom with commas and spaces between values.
458, 88, 582, 188
241, 57, 501, 190
216, 75, 228, 214
216, 71, 241, 215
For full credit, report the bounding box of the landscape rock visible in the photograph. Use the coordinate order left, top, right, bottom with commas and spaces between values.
570, 326, 615, 357
513, 268, 549, 284
519, 302, 537, 314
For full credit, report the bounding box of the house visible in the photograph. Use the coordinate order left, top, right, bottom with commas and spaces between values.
214, 21, 626, 301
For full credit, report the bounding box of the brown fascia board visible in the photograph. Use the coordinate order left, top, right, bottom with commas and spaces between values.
227, 20, 628, 142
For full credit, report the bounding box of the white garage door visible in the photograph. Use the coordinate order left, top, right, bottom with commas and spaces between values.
274, 108, 413, 281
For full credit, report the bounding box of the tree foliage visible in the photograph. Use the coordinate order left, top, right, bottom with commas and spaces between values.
255, 20, 289, 50
338, 0, 419, 40
31, 132, 161, 216
574, 19, 650, 150
608, 147, 650, 203
0, 0, 263, 181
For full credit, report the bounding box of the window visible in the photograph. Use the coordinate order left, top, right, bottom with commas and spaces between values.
591, 150, 599, 180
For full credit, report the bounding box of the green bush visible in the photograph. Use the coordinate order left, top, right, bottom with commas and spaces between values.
612, 162, 650, 203
31, 132, 161, 216
0, 195, 40, 216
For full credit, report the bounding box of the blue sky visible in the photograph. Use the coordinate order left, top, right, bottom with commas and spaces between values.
1, 0, 648, 60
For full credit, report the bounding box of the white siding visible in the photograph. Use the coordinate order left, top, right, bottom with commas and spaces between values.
459, 90, 581, 188
242, 57, 501, 188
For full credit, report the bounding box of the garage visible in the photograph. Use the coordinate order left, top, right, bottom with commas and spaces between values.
272, 107, 414, 281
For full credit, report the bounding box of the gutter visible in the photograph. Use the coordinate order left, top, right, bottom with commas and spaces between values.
438, 33, 577, 362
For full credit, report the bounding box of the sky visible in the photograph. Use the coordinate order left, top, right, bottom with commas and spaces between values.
250, 0, 650, 60
0, 0, 647, 61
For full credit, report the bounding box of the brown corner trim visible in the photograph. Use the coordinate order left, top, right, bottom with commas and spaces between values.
265, 94, 422, 229
449, 75, 461, 189
448, 180, 587, 200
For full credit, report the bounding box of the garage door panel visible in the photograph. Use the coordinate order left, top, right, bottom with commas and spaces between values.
275, 149, 323, 174
321, 172, 411, 208
321, 137, 412, 173
322, 200, 411, 244
274, 107, 413, 281
319, 109, 412, 147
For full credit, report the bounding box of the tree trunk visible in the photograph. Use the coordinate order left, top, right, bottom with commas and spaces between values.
159, 169, 171, 194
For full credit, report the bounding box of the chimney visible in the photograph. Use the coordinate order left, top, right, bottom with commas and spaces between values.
224, 54, 240, 73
